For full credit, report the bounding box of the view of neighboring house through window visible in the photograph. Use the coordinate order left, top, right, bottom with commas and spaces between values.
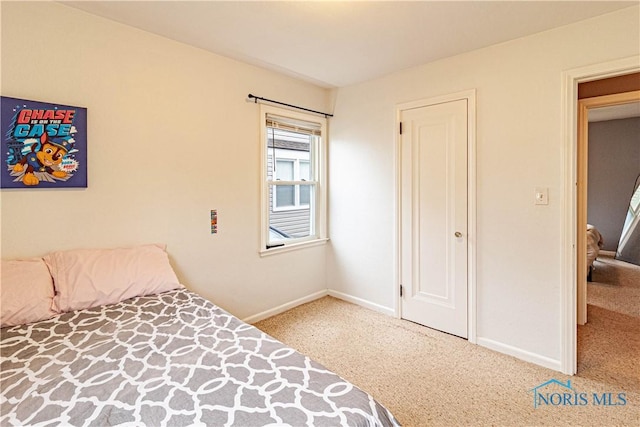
260, 105, 327, 252
273, 146, 310, 210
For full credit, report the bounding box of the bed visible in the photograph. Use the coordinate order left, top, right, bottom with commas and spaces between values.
586, 224, 604, 281
1, 245, 399, 427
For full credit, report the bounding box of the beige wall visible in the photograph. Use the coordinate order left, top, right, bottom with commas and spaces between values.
327, 6, 640, 369
0, 2, 330, 319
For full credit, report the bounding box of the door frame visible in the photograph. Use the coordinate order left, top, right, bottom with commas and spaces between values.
561, 55, 640, 375
577, 90, 640, 326
395, 89, 477, 343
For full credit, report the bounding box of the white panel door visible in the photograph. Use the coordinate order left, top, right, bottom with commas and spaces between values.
400, 99, 468, 338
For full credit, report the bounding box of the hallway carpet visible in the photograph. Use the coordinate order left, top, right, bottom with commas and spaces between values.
578, 254, 640, 394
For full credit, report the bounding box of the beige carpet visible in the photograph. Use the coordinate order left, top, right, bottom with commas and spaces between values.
584, 254, 639, 318
255, 262, 639, 426
578, 254, 640, 394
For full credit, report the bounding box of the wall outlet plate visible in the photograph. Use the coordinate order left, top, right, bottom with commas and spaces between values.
211, 209, 218, 234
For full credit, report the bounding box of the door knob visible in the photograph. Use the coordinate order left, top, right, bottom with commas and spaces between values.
455, 232, 463, 238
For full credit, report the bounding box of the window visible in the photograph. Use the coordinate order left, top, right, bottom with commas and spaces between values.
630, 185, 640, 214
274, 156, 309, 210
260, 105, 327, 253
621, 184, 640, 238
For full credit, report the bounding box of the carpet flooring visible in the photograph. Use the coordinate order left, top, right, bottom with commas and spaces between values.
578, 254, 640, 395
255, 257, 639, 426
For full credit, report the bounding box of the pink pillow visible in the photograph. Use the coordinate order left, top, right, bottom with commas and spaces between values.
1, 258, 57, 327
44, 244, 183, 313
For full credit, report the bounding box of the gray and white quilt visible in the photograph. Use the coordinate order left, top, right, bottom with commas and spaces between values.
1, 288, 399, 426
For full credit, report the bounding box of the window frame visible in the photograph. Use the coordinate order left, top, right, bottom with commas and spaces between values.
259, 104, 327, 255
273, 151, 311, 211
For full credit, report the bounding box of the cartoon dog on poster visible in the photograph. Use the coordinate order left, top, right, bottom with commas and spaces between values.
12, 132, 73, 186
1, 97, 87, 189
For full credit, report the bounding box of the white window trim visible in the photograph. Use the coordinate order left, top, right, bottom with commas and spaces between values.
259, 104, 327, 256
260, 237, 329, 257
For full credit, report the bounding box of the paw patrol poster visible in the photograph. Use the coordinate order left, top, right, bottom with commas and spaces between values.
1, 96, 87, 188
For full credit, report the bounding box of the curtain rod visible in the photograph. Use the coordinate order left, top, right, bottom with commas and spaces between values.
248, 94, 333, 118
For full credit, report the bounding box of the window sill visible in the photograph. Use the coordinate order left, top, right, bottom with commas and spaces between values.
259, 237, 329, 257
272, 205, 310, 212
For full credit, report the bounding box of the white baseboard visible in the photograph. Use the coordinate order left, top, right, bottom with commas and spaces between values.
243, 290, 328, 324
327, 289, 396, 317
477, 337, 562, 372
244, 288, 396, 324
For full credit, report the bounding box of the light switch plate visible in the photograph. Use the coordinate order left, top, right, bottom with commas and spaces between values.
535, 187, 549, 205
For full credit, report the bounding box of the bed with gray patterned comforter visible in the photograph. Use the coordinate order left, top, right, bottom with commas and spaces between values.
1, 288, 399, 427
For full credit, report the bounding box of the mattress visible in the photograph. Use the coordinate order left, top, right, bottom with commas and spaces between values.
586, 223, 604, 269
1, 288, 399, 426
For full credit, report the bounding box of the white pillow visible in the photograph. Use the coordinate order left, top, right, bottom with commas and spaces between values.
44, 243, 183, 313
1, 258, 57, 327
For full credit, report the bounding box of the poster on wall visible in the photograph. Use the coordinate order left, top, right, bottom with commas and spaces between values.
1, 96, 87, 188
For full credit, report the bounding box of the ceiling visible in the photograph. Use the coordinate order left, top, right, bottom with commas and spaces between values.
589, 102, 640, 122
61, 1, 637, 88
